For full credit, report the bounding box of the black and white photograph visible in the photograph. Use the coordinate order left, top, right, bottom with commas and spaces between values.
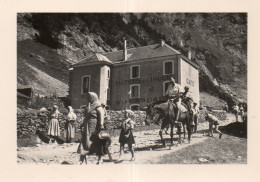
16, 12, 248, 165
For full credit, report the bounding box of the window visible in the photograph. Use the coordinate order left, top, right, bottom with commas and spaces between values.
130, 84, 140, 98
163, 81, 171, 96
163, 61, 174, 75
130, 65, 140, 79
107, 70, 110, 78
107, 88, 110, 101
130, 104, 140, 111
81, 75, 90, 94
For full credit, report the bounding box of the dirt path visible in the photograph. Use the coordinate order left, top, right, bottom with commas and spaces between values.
17, 113, 239, 165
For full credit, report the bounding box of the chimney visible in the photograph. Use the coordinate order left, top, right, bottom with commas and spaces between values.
188, 50, 192, 60
160, 39, 165, 47
123, 39, 127, 61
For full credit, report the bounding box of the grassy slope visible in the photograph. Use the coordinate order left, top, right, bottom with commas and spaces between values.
155, 135, 247, 164
17, 39, 69, 96
200, 92, 227, 109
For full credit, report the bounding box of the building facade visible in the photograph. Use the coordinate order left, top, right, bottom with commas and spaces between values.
69, 40, 200, 110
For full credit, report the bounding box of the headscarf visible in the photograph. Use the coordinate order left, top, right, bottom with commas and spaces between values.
170, 77, 176, 84
53, 105, 58, 110
125, 109, 134, 119
51, 105, 60, 118
87, 92, 101, 111
67, 106, 77, 121
68, 106, 73, 112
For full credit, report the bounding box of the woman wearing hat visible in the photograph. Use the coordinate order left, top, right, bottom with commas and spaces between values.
78, 92, 111, 164
48, 105, 61, 143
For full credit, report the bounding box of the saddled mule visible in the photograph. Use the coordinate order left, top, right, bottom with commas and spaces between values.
145, 100, 193, 148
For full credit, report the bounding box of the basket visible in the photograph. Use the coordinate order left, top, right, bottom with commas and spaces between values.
98, 130, 110, 139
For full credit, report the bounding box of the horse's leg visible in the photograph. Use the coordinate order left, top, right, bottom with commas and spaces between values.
169, 120, 175, 149
182, 122, 186, 140
194, 115, 198, 133
177, 123, 182, 144
159, 128, 166, 148
160, 117, 167, 148
187, 122, 192, 143
186, 111, 192, 143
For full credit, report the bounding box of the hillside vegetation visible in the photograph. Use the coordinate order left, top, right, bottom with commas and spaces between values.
17, 13, 247, 106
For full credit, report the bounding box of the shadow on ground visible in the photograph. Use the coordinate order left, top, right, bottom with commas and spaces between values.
219, 122, 247, 138
134, 137, 191, 152
197, 122, 247, 139
135, 144, 165, 152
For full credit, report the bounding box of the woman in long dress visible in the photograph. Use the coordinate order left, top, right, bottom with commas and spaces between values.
65, 106, 77, 143
79, 92, 111, 164
48, 105, 61, 143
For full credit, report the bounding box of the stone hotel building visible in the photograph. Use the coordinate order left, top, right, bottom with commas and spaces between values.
69, 40, 199, 110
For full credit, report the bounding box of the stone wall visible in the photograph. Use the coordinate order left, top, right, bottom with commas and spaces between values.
17, 110, 146, 137
17, 108, 227, 137
106, 110, 146, 128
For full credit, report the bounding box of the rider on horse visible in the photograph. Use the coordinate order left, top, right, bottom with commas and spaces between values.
166, 77, 194, 130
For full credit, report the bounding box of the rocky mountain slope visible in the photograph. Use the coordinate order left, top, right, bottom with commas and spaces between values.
17, 13, 247, 105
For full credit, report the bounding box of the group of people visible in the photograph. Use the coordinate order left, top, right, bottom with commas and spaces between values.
77, 92, 135, 164
165, 76, 222, 139
45, 92, 135, 165
233, 104, 245, 122
43, 76, 234, 164
46, 105, 77, 144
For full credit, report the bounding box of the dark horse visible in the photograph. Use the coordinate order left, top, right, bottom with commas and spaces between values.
145, 100, 193, 148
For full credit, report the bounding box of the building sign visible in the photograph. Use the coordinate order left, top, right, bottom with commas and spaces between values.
115, 96, 167, 105
115, 75, 173, 86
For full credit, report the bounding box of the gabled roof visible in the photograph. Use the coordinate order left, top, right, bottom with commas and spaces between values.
73, 43, 181, 67
103, 44, 180, 62
75, 53, 112, 66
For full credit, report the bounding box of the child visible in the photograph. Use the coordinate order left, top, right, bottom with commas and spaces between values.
118, 110, 135, 161
205, 113, 223, 139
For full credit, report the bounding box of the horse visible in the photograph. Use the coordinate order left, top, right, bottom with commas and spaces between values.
145, 99, 193, 148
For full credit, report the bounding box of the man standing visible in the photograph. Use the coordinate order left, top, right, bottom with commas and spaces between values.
192, 102, 199, 133
239, 105, 244, 120
233, 104, 239, 122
